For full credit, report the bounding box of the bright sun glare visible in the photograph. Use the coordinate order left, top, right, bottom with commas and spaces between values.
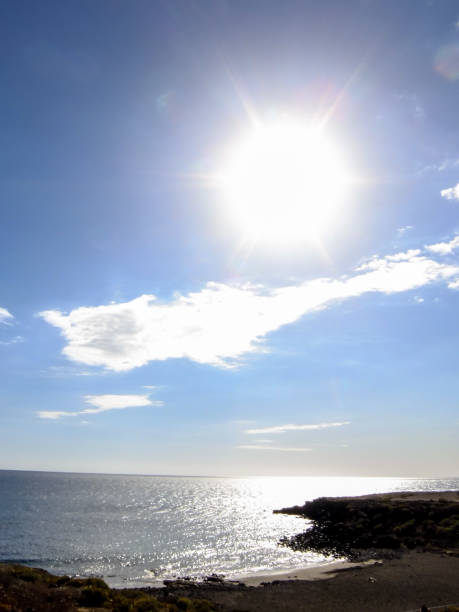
221, 119, 350, 245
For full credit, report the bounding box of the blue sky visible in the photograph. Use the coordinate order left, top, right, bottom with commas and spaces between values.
1, 0, 459, 476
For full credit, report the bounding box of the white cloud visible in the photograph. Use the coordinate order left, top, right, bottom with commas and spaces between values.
441, 183, 459, 201
414, 296, 424, 303
237, 445, 311, 452
252, 439, 273, 443
38, 411, 78, 420
0, 335, 24, 346
245, 422, 350, 435
39, 246, 459, 371
438, 158, 459, 171
43, 365, 110, 377
419, 158, 459, 174
394, 93, 425, 120
0, 310, 20, 345
425, 236, 459, 255
396, 225, 413, 236
0, 307, 13, 323
357, 249, 421, 267
37, 393, 162, 420
448, 279, 459, 289
81, 394, 158, 414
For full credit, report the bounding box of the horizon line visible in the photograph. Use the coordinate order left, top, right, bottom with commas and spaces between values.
0, 468, 457, 480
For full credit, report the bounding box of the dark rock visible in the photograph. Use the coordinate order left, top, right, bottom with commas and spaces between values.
205, 574, 225, 583
276, 492, 459, 560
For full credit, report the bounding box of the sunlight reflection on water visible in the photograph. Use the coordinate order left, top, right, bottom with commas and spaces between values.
0, 472, 457, 587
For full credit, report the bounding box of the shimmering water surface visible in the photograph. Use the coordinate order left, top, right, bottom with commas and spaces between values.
0, 471, 457, 587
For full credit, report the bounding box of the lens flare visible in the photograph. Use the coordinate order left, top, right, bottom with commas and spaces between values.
220, 119, 351, 245
434, 44, 459, 81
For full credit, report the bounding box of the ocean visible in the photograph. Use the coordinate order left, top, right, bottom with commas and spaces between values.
0, 470, 457, 588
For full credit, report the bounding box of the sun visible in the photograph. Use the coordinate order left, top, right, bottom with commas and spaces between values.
220, 118, 350, 245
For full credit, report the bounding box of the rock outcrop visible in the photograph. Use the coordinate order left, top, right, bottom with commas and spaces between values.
275, 491, 459, 560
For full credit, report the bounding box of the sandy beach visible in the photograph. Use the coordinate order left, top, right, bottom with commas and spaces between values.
237, 557, 382, 586
1, 551, 458, 611
156, 551, 459, 611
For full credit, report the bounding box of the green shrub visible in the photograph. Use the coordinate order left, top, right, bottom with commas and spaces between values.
11, 566, 46, 583
132, 596, 161, 612
394, 519, 416, 536
110, 592, 134, 612
191, 600, 216, 612
62, 575, 108, 589
78, 583, 110, 607
85, 576, 110, 589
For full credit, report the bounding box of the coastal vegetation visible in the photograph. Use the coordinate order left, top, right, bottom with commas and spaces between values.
276, 491, 459, 559
0, 564, 215, 612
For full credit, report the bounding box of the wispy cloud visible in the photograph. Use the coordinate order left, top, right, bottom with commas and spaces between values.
441, 183, 459, 201
0, 307, 13, 324
38, 410, 77, 420
425, 236, 459, 255
396, 225, 413, 236
42, 365, 111, 378
81, 394, 159, 414
237, 445, 311, 452
394, 92, 425, 120
37, 393, 162, 420
38, 244, 459, 371
0, 335, 24, 346
437, 158, 459, 171
418, 158, 459, 174
245, 421, 350, 435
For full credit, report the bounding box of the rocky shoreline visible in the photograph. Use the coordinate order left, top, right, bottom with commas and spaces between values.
275, 490, 459, 561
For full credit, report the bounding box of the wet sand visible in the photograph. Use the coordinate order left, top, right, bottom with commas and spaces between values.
238, 557, 382, 586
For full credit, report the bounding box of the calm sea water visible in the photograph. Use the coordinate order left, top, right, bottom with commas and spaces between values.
0, 471, 457, 588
